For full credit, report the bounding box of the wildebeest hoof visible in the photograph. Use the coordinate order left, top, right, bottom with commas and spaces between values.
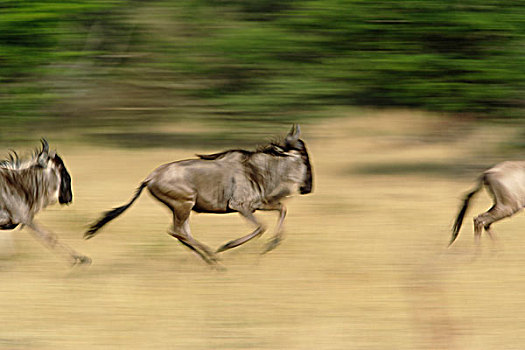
211, 263, 227, 272
73, 255, 92, 266
262, 238, 281, 254
216, 242, 235, 253
208, 254, 220, 263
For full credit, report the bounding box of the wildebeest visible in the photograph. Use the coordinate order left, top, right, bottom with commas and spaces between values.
450, 161, 525, 246
85, 125, 313, 265
0, 140, 90, 265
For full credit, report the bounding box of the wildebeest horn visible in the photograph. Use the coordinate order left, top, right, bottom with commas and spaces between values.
36, 139, 50, 168
41, 139, 49, 154
285, 124, 301, 146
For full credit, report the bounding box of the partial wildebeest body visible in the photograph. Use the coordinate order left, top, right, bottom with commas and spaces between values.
0, 140, 90, 265
86, 126, 313, 265
450, 161, 525, 246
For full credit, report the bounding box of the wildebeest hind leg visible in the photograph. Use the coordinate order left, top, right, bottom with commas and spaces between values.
216, 211, 266, 253
169, 217, 218, 265
152, 190, 218, 265
474, 205, 518, 246
26, 221, 91, 265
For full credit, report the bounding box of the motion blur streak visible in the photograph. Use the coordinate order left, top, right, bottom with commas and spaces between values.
2, 0, 525, 349
1, 113, 524, 349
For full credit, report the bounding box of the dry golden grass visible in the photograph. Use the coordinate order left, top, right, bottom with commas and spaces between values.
2, 111, 525, 349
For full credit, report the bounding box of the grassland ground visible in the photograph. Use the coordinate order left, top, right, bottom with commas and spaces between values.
1, 111, 525, 349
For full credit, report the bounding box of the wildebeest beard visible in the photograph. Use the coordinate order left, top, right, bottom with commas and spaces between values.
53, 155, 72, 204
300, 152, 313, 194
283, 138, 312, 195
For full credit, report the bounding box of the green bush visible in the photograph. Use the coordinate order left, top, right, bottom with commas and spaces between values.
1, 0, 524, 126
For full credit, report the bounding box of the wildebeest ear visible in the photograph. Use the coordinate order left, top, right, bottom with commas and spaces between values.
285, 124, 301, 147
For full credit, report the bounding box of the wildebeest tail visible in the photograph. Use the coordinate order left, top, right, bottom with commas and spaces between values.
449, 176, 484, 246
85, 181, 148, 239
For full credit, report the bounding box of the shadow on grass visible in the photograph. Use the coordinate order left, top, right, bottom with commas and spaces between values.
84, 131, 264, 149
351, 162, 486, 178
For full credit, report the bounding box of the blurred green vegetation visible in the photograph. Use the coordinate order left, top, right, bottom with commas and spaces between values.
1, 0, 525, 142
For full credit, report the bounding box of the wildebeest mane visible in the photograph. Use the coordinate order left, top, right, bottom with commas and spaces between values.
0, 150, 39, 170
0, 141, 49, 170
0, 150, 22, 169
197, 149, 252, 160
256, 140, 289, 157
197, 139, 289, 161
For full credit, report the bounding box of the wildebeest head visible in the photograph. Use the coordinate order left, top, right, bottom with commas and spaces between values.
284, 125, 313, 194
37, 139, 73, 205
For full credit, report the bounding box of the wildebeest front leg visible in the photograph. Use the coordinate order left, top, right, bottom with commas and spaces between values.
260, 203, 287, 254
216, 211, 266, 253
26, 221, 91, 265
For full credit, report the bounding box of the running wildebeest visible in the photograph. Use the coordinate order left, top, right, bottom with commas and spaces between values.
450, 161, 525, 246
85, 125, 313, 265
0, 140, 90, 265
